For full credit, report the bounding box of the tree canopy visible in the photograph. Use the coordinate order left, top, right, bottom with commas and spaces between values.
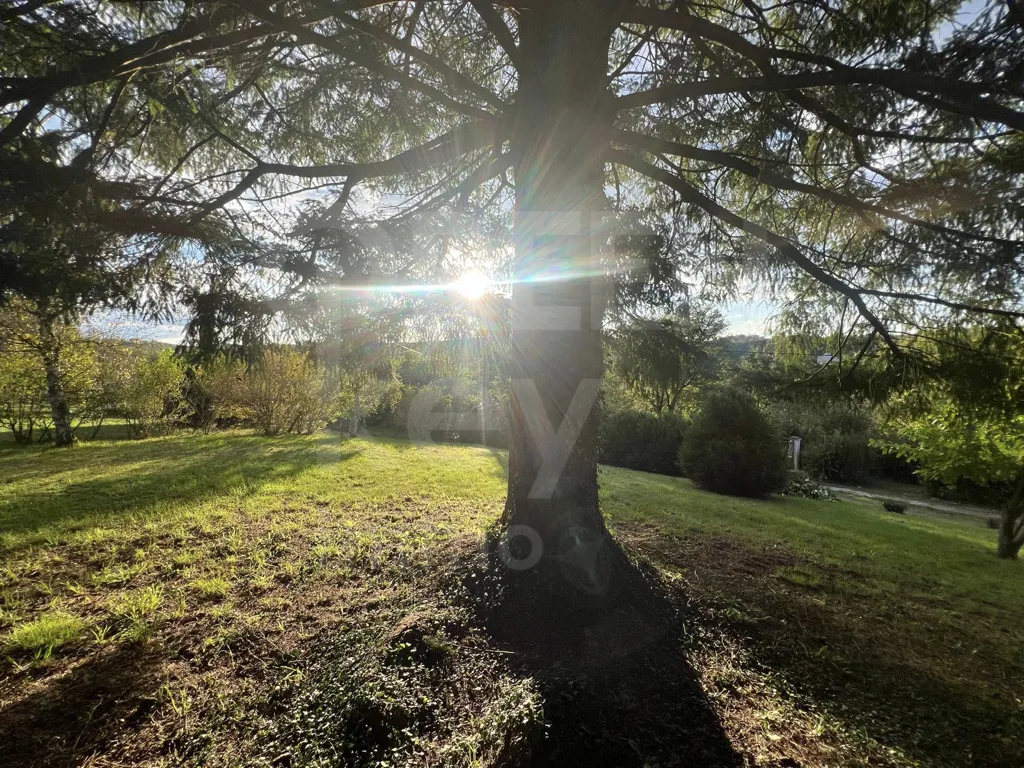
3, 0, 1022, 349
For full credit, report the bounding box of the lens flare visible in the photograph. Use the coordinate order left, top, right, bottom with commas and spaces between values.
454, 270, 490, 299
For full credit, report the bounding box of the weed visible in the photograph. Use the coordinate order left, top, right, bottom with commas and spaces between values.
190, 576, 231, 600
775, 566, 824, 588
5, 609, 86, 655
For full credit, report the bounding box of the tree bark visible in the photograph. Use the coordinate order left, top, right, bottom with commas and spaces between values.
36, 312, 75, 447
997, 471, 1024, 559
996, 510, 1023, 559
349, 389, 360, 437
499, 0, 620, 597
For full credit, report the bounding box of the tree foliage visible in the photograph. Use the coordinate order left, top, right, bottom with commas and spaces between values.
609, 305, 725, 413
878, 331, 1024, 557
2, 0, 1021, 349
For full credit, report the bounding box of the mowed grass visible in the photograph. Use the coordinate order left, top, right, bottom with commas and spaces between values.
603, 466, 1024, 612
0, 432, 1021, 767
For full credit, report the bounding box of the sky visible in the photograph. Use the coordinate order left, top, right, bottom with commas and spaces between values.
96, 293, 772, 347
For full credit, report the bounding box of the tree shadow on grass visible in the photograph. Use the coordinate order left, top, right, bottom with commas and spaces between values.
620, 524, 1024, 768
0, 433, 349, 540
0, 641, 165, 768
453, 547, 744, 767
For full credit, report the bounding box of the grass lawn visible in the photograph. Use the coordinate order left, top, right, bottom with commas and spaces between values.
0, 432, 1021, 767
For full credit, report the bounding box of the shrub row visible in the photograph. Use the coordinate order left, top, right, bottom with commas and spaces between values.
598, 410, 688, 476
600, 389, 788, 498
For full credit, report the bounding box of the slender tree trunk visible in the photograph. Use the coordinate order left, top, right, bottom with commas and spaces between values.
481, 351, 491, 446
996, 511, 1022, 559
36, 312, 75, 447
997, 471, 1024, 559
500, 0, 620, 596
349, 390, 360, 437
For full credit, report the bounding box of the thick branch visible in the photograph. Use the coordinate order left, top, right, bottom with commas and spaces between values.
468, 0, 523, 70
621, 6, 1024, 130
613, 129, 1018, 247
1, 6, 246, 107
0, 98, 46, 148
198, 120, 499, 213
607, 148, 903, 354
618, 74, 1022, 143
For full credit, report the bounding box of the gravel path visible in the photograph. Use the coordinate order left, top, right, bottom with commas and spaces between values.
824, 484, 997, 521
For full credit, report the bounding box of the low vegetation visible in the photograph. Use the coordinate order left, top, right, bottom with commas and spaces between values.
1, 432, 1020, 767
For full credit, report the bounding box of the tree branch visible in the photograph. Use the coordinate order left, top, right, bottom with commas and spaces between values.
239, 0, 495, 121
607, 148, 903, 355
612, 128, 1019, 247
197, 120, 499, 214
315, 0, 507, 108
1, 6, 246, 107
618, 73, 1021, 143
468, 0, 523, 70
621, 6, 1024, 130
0, 97, 46, 148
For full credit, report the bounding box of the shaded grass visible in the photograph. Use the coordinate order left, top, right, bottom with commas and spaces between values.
0, 432, 1020, 767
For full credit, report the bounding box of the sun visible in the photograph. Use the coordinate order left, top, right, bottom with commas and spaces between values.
454, 270, 490, 300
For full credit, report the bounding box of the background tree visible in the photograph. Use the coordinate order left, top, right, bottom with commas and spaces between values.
0, 332, 49, 444
878, 330, 1024, 558
610, 305, 725, 414
118, 350, 187, 438
882, 395, 1024, 559
3, 0, 1024, 591
0, 301, 97, 444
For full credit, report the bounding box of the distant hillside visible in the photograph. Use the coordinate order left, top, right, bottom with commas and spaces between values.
117, 338, 177, 355
721, 334, 768, 363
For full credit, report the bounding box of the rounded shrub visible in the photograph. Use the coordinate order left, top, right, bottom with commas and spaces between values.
679, 389, 787, 497
599, 410, 688, 476
801, 430, 873, 483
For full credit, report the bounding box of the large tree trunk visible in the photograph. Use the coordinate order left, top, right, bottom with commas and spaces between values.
500, 1, 620, 597
36, 313, 75, 448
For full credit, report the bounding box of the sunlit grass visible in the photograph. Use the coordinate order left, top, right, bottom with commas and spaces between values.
0, 431, 1020, 767
600, 465, 1023, 613
5, 609, 86, 654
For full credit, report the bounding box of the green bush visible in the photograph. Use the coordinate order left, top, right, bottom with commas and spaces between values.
119, 349, 188, 438
772, 400, 875, 482
599, 410, 688, 476
801, 430, 873, 483
679, 389, 787, 497
241, 347, 341, 436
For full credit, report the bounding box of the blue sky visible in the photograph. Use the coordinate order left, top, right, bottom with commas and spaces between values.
97, 294, 773, 346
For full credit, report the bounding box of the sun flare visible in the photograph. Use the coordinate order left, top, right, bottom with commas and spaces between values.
454, 270, 490, 300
